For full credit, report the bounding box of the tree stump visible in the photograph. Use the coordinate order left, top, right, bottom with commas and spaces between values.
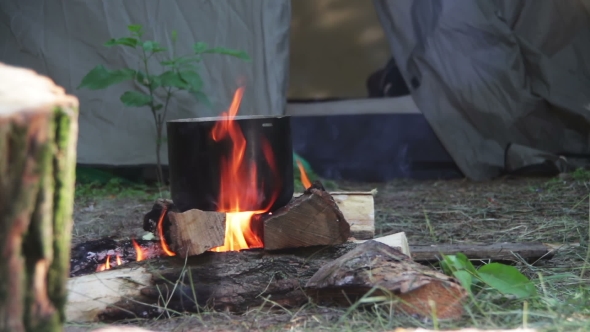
0, 63, 79, 331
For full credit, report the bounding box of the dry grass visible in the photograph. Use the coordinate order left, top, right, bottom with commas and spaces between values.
67, 173, 590, 332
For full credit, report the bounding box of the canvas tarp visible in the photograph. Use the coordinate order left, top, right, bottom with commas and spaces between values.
374, 0, 590, 180
0, 0, 291, 166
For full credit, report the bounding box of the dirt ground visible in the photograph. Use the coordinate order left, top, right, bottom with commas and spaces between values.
66, 175, 589, 331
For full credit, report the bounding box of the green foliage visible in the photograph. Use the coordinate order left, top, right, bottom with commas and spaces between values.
78, 66, 136, 90
441, 254, 538, 299
571, 168, 590, 182
78, 24, 250, 187
75, 178, 163, 202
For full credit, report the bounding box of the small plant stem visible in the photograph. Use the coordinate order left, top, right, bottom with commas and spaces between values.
141, 48, 165, 188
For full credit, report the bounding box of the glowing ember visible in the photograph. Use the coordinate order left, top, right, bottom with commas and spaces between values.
296, 160, 312, 189
132, 239, 144, 261
209, 87, 280, 252
157, 206, 176, 256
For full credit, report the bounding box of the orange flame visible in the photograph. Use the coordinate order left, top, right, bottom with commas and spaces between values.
96, 255, 112, 272
209, 87, 279, 252
296, 160, 312, 189
132, 239, 144, 261
157, 206, 176, 256
116, 255, 122, 266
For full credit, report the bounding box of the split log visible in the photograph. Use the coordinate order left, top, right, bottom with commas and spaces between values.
409, 242, 554, 263
168, 209, 226, 257
295, 191, 375, 240
354, 232, 410, 256
143, 191, 374, 244
263, 183, 350, 250
305, 241, 467, 320
0, 63, 78, 331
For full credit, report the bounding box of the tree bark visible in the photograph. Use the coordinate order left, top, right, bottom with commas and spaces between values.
0, 63, 78, 332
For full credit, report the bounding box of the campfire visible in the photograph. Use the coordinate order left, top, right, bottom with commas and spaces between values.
67, 86, 555, 324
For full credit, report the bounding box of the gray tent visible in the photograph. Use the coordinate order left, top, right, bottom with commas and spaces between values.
2, 0, 589, 181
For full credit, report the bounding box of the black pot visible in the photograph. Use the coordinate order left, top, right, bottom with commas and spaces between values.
167, 115, 294, 213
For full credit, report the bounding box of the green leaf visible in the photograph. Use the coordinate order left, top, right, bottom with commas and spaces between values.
120, 91, 152, 107
477, 263, 538, 299
158, 71, 188, 89
78, 65, 136, 90
154, 104, 163, 111
148, 75, 161, 90
104, 37, 138, 48
179, 70, 203, 91
127, 24, 143, 35
160, 60, 177, 67
453, 270, 473, 295
441, 253, 477, 276
171, 30, 178, 43
193, 42, 208, 53
191, 91, 212, 109
203, 47, 250, 60
143, 41, 166, 53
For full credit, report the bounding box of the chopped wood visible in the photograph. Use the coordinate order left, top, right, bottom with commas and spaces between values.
143, 189, 373, 247
0, 62, 79, 331
65, 243, 358, 323
263, 183, 351, 250
66, 267, 152, 323
409, 242, 554, 263
327, 192, 374, 239
168, 209, 226, 257
305, 241, 467, 320
354, 232, 410, 256
294, 191, 375, 240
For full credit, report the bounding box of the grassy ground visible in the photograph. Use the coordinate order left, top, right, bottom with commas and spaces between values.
66, 171, 590, 332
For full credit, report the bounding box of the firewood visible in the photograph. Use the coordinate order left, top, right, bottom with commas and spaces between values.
0, 63, 79, 331
355, 232, 411, 256
66, 267, 153, 323
263, 183, 351, 250
143, 191, 374, 245
168, 209, 226, 257
294, 191, 375, 240
65, 243, 358, 323
329, 191, 375, 239
304, 241, 467, 320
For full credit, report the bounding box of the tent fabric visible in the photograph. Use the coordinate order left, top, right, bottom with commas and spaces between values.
0, 0, 291, 166
373, 0, 590, 180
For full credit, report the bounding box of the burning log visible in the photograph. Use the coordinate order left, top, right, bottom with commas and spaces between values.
305, 241, 467, 320
144, 182, 373, 256
262, 181, 351, 250
168, 209, 226, 257
0, 63, 78, 331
